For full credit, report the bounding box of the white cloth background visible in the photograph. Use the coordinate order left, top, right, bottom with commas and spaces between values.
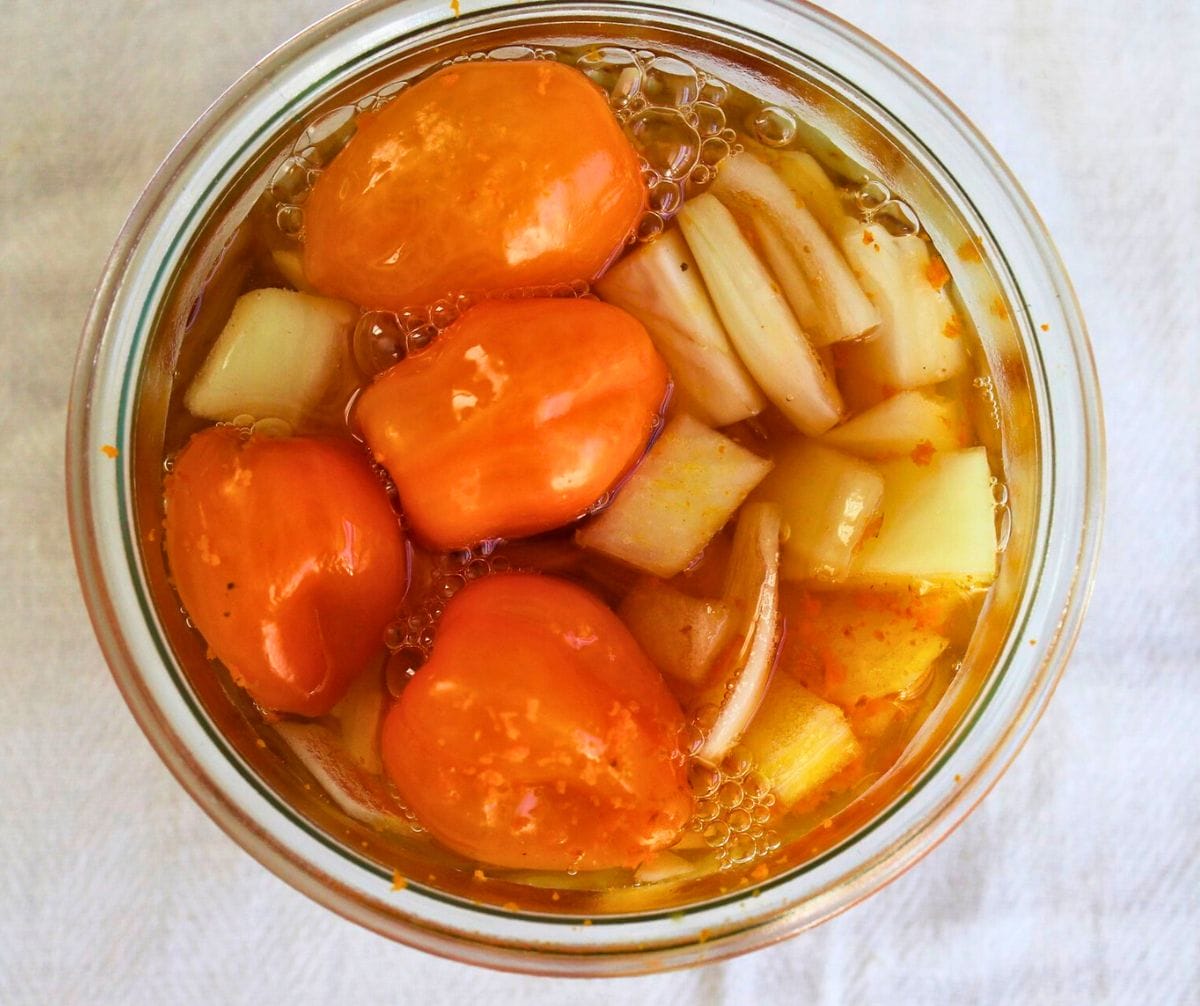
1, 0, 1196, 1002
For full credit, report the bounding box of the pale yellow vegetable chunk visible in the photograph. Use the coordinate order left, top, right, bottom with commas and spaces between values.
185, 287, 356, 426
676, 194, 844, 436
328, 658, 386, 775
753, 440, 884, 582
852, 447, 998, 585
739, 674, 862, 809
594, 230, 766, 427
618, 579, 732, 687
575, 414, 773, 577
270, 248, 315, 293
837, 227, 968, 391
782, 590, 949, 707
820, 389, 969, 460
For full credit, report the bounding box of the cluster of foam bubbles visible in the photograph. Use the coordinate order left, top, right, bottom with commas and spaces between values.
576, 46, 737, 242
855, 178, 922, 236
682, 727, 780, 870
383, 545, 509, 696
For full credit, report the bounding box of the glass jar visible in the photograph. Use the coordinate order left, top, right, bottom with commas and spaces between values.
66, 0, 1103, 975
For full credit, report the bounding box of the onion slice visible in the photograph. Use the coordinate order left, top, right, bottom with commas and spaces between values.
695, 501, 782, 762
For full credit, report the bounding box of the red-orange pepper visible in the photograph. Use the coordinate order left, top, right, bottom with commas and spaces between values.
355, 298, 668, 549
381, 572, 692, 870
164, 427, 408, 716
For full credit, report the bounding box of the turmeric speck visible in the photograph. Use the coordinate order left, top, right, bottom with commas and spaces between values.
924, 256, 951, 290
910, 440, 936, 466
957, 240, 982, 263
392, 872, 408, 891
100, 444, 119, 459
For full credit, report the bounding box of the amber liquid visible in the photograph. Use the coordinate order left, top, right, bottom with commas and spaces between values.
154, 39, 1004, 915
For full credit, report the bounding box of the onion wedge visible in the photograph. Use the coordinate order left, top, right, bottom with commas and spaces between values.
595, 229, 765, 427
695, 501, 782, 762
709, 152, 879, 345
676, 194, 843, 436
274, 720, 416, 835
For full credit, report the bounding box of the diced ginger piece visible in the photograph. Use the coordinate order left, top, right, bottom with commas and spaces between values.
184, 288, 356, 426
328, 657, 386, 775
576, 414, 772, 577
695, 502, 781, 761
676, 194, 844, 436
852, 447, 997, 585
837, 228, 968, 391
779, 588, 949, 707
820, 389, 969, 460
595, 229, 765, 427
752, 440, 884, 582
274, 720, 415, 835
618, 579, 732, 687
709, 152, 879, 345
739, 674, 862, 809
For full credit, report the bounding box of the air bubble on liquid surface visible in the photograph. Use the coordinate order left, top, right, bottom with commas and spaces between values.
270, 157, 313, 204
692, 102, 726, 137
875, 199, 922, 237
609, 67, 641, 112
405, 323, 438, 355
699, 136, 730, 167
429, 299, 460, 329
299, 106, 357, 165
699, 78, 729, 105
487, 45, 537, 61
641, 56, 700, 107
973, 375, 1002, 429
386, 646, 426, 696
625, 107, 700, 180
353, 311, 405, 376
577, 46, 640, 92
648, 179, 682, 216
275, 205, 304, 239
856, 179, 891, 215
750, 106, 797, 148
374, 80, 408, 107
636, 212, 665, 242
727, 808, 752, 834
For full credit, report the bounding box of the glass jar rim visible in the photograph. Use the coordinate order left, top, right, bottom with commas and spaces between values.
66, 0, 1104, 975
